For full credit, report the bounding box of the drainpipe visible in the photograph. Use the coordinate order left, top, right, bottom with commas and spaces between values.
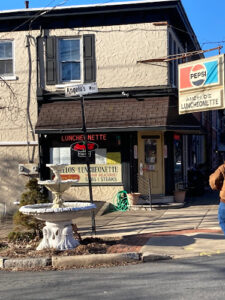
26, 35, 36, 163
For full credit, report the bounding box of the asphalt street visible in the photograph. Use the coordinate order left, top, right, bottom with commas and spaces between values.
1, 254, 225, 300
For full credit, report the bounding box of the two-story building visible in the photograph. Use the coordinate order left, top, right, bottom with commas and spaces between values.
0, 0, 212, 207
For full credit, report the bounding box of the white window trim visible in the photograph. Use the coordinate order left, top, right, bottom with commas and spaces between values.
0, 75, 17, 81
0, 39, 15, 77
57, 37, 83, 84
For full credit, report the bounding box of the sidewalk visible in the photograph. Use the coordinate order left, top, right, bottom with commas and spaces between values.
74, 189, 224, 259
1, 190, 225, 268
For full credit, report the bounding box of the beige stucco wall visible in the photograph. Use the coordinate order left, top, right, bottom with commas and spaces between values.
62, 185, 124, 204
47, 22, 169, 90
0, 30, 39, 208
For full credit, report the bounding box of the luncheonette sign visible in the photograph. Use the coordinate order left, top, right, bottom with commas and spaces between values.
60, 164, 122, 184
178, 54, 225, 114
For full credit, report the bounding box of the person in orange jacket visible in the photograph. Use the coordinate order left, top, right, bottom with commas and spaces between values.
209, 164, 225, 234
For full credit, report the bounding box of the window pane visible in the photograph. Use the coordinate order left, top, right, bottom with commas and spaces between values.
5, 60, 13, 74
59, 39, 80, 61
5, 43, 12, 58
0, 42, 12, 59
62, 62, 80, 81
0, 61, 5, 74
0, 45, 4, 58
0, 60, 13, 75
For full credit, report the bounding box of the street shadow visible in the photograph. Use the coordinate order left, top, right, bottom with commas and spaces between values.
185, 190, 219, 207
145, 235, 195, 247
120, 232, 225, 248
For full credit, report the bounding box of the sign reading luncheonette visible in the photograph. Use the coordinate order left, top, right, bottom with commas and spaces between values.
178, 54, 225, 114
59, 164, 122, 184
65, 82, 98, 97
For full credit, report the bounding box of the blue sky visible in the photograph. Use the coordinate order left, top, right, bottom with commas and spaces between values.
0, 0, 224, 57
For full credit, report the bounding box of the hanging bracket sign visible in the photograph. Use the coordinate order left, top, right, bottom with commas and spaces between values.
178, 54, 225, 114
65, 82, 98, 97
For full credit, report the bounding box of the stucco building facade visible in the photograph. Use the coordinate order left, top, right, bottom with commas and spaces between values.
0, 0, 214, 208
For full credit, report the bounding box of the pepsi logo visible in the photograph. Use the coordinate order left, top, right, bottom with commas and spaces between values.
190, 64, 207, 87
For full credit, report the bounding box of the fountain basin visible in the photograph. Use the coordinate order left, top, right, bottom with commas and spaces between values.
19, 202, 96, 250
19, 202, 96, 222
19, 164, 97, 251
38, 180, 78, 193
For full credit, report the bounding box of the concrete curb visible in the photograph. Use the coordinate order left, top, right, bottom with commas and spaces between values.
141, 252, 172, 262
0, 251, 174, 270
52, 252, 140, 268
1, 249, 224, 269
1, 257, 51, 269
0, 253, 141, 269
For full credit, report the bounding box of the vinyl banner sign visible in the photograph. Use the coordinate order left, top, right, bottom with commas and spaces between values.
178, 54, 225, 114
60, 164, 122, 184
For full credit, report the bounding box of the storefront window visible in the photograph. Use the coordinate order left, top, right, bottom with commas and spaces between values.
49, 133, 123, 184
50, 147, 71, 164
174, 134, 182, 184
145, 139, 157, 164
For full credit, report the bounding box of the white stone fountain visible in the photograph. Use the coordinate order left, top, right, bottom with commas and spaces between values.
19, 164, 96, 251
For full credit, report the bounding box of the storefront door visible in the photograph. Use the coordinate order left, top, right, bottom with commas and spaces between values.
138, 132, 164, 195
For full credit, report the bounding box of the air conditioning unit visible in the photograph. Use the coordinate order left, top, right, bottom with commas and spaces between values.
18, 164, 39, 175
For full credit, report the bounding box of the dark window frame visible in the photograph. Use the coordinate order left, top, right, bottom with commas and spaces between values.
45, 34, 96, 85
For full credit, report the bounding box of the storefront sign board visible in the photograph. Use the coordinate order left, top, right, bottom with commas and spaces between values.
178, 54, 225, 114
60, 164, 122, 184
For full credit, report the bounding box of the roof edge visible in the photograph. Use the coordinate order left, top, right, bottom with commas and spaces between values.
0, 0, 179, 14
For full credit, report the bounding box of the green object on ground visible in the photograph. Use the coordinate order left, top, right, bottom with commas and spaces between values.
113, 191, 129, 211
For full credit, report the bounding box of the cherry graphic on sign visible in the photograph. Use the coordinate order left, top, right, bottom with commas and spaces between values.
71, 141, 98, 152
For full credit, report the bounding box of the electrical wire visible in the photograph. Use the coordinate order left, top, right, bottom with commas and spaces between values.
0, 0, 68, 40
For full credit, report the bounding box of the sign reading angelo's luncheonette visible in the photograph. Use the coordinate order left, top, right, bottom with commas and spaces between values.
60, 164, 122, 184
178, 54, 225, 114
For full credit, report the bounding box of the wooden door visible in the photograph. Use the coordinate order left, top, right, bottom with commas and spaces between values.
138, 132, 164, 195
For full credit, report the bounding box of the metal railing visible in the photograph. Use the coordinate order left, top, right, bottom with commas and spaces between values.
137, 175, 152, 210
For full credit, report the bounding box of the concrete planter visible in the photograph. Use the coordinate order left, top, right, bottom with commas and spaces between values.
174, 190, 186, 203
128, 193, 141, 205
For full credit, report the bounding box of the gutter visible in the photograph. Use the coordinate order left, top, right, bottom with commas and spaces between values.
35, 125, 203, 135
0, 0, 178, 15
0, 1, 179, 20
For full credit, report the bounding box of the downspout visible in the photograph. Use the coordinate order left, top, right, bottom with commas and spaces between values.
26, 35, 36, 162
36, 27, 45, 179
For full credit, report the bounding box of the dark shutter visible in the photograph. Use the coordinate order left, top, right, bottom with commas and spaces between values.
37, 37, 45, 89
83, 34, 96, 83
46, 36, 57, 85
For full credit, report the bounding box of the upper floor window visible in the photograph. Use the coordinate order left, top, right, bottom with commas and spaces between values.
59, 38, 81, 82
45, 35, 96, 86
168, 33, 183, 88
0, 40, 13, 76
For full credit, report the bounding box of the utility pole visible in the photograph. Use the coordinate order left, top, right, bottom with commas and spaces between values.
80, 95, 96, 235
65, 82, 98, 235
